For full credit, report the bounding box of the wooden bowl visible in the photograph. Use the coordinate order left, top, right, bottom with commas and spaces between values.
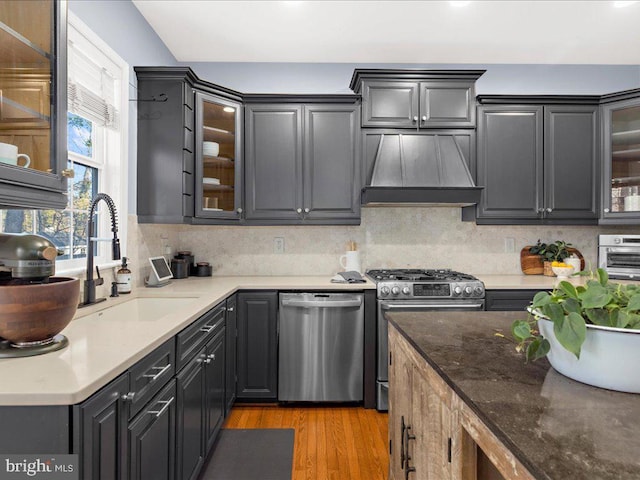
0, 277, 79, 345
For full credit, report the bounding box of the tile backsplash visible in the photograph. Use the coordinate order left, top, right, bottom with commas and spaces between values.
127, 208, 637, 279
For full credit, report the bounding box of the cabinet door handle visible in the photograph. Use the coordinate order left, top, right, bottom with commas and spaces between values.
421, 115, 427, 122
207, 353, 216, 360
412, 116, 418, 123
121, 392, 135, 402
296, 208, 302, 214
147, 397, 174, 418
537, 208, 544, 214
142, 363, 171, 381
236, 207, 243, 214
227, 306, 234, 312
304, 208, 310, 213
546, 207, 553, 213
604, 207, 610, 213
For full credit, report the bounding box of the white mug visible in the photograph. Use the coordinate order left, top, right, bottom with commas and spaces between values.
0, 142, 30, 168
339, 251, 361, 272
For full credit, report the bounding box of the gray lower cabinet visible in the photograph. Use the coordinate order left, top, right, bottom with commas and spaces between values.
225, 295, 237, 415
0, 299, 236, 480
244, 99, 360, 224
76, 374, 129, 480
128, 379, 176, 480
236, 291, 278, 400
472, 101, 598, 224
485, 289, 546, 312
205, 331, 226, 452
176, 347, 206, 480
175, 305, 227, 480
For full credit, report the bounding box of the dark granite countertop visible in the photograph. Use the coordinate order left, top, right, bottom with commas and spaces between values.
387, 311, 640, 480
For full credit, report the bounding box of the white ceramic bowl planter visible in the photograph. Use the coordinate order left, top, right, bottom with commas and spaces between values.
537, 317, 640, 394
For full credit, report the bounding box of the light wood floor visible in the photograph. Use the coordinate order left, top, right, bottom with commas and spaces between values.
225, 404, 389, 480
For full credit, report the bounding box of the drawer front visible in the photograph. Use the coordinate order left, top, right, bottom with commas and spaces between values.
176, 302, 226, 371
128, 338, 176, 419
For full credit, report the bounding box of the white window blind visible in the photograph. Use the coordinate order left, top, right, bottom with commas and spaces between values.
67, 32, 121, 130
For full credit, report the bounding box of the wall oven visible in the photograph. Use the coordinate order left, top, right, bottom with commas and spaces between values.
599, 234, 640, 280
367, 269, 485, 411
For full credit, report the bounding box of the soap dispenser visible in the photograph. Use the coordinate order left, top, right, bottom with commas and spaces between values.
116, 257, 132, 294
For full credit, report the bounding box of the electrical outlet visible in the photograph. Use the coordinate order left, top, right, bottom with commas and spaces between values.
505, 237, 516, 253
274, 237, 285, 254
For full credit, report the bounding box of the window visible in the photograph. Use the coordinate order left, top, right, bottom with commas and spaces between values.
0, 13, 128, 273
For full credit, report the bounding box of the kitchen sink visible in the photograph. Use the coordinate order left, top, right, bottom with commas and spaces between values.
80, 297, 199, 323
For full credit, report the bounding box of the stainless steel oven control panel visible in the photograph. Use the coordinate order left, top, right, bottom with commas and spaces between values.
377, 281, 484, 299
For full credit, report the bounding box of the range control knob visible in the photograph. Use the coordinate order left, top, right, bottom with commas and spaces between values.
453, 286, 462, 296
391, 286, 401, 296
474, 286, 484, 296
464, 286, 473, 296
380, 286, 390, 296
402, 286, 411, 296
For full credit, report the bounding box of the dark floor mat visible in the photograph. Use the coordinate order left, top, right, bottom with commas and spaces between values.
199, 428, 294, 480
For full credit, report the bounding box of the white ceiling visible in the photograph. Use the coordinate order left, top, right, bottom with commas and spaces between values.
132, 1, 640, 65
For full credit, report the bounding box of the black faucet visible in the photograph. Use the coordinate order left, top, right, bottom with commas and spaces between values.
79, 193, 121, 307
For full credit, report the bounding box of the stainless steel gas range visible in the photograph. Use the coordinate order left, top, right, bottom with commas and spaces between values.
366, 269, 485, 411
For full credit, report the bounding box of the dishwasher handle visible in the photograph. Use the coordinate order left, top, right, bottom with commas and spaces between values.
281, 298, 362, 308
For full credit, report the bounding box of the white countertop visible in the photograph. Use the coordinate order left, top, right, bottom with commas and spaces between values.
0, 273, 633, 406
0, 276, 374, 406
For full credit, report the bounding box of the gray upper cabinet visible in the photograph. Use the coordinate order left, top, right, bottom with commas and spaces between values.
0, 0, 68, 209
244, 97, 360, 224
360, 81, 419, 128
135, 67, 244, 225
244, 104, 303, 222
194, 92, 243, 223
472, 97, 599, 224
600, 90, 640, 224
350, 69, 484, 129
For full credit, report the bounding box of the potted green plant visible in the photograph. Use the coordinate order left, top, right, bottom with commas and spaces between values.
529, 239, 572, 276
511, 268, 640, 393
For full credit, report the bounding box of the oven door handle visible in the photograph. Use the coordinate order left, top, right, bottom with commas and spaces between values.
380, 302, 484, 310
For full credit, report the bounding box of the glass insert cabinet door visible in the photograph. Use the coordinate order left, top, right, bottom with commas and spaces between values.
195, 92, 243, 219
0, 0, 67, 197
606, 100, 640, 215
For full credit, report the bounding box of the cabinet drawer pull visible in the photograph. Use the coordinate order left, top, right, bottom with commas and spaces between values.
147, 397, 174, 418
200, 325, 215, 333
142, 363, 171, 381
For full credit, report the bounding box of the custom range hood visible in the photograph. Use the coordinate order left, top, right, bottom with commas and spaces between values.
351, 68, 485, 206
361, 132, 483, 206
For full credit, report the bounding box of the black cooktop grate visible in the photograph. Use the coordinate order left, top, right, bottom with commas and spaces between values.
366, 269, 478, 282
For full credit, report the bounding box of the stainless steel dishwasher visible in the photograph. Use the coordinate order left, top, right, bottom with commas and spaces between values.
278, 292, 364, 402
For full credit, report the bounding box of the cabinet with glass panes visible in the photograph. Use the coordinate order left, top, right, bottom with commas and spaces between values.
194, 91, 243, 221
0, 0, 68, 209
602, 92, 640, 223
